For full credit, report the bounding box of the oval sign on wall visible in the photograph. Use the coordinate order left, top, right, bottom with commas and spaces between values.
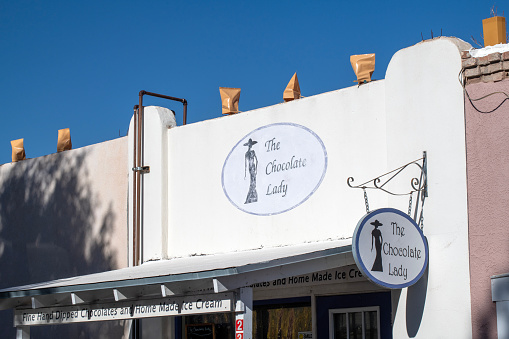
352, 208, 429, 289
222, 123, 327, 216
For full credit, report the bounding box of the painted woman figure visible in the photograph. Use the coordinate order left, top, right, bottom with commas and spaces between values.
371, 219, 383, 272
244, 138, 258, 204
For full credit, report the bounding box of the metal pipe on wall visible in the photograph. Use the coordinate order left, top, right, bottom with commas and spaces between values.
132, 105, 139, 267
132, 91, 188, 268
139, 90, 187, 125
136, 95, 143, 267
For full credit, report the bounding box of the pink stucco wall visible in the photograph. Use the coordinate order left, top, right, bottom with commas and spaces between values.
465, 78, 509, 339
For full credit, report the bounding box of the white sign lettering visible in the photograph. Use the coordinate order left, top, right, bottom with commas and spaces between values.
352, 208, 428, 289
222, 123, 327, 215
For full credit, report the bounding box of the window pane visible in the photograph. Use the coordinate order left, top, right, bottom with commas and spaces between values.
333, 313, 347, 339
183, 313, 234, 339
364, 311, 378, 339
253, 304, 311, 339
348, 312, 363, 339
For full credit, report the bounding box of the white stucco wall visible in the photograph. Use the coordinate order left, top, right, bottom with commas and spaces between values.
130, 37, 473, 338
128, 107, 176, 263
385, 38, 472, 338
0, 137, 128, 276
0, 137, 129, 338
164, 82, 388, 257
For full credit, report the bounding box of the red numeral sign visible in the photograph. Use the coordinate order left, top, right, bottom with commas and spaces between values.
236, 319, 244, 332
236, 334, 243, 339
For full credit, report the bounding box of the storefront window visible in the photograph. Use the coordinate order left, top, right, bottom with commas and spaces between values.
330, 307, 379, 339
179, 300, 312, 339
253, 302, 312, 339
182, 313, 234, 339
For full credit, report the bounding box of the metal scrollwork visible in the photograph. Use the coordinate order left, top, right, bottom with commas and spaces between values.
348, 152, 428, 225
347, 152, 427, 196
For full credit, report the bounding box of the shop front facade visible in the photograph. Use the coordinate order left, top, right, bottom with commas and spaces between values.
3, 36, 506, 338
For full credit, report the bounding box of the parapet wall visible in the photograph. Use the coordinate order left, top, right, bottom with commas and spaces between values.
462, 49, 509, 84
0, 137, 128, 286
0, 137, 129, 338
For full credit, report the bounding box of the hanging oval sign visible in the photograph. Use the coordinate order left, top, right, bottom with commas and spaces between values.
352, 208, 428, 289
222, 123, 327, 216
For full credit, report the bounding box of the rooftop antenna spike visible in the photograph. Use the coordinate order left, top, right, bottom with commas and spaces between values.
470, 35, 483, 48
431, 29, 434, 39
421, 32, 424, 41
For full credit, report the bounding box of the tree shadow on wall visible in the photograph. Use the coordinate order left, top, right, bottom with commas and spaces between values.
0, 150, 125, 338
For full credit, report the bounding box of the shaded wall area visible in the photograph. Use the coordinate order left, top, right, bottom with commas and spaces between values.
465, 78, 509, 339
0, 137, 128, 338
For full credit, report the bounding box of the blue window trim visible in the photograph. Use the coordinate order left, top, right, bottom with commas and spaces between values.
254, 296, 311, 307
316, 292, 392, 339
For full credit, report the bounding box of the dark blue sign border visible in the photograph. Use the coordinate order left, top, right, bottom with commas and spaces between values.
352, 208, 429, 289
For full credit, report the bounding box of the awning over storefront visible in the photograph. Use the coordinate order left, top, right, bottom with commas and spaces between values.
0, 239, 353, 318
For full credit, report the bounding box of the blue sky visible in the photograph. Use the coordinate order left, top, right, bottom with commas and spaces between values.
0, 0, 501, 165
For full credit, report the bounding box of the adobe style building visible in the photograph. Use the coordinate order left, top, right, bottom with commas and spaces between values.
0, 37, 509, 339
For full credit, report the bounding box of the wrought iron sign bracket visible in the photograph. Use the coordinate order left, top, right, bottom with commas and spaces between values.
347, 152, 427, 227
